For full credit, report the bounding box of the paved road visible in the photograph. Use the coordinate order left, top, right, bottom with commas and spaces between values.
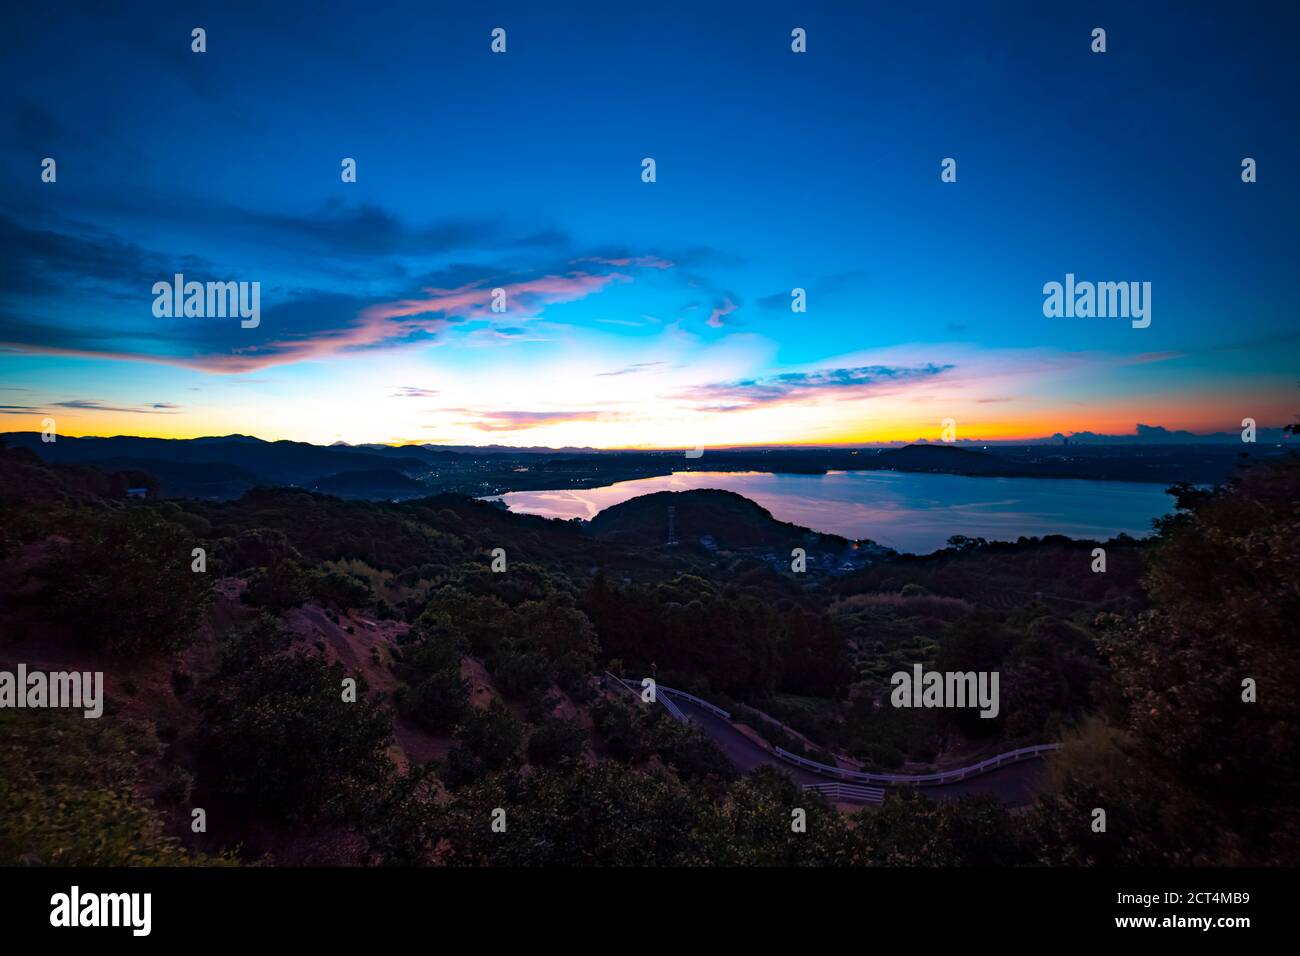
664, 691, 1048, 806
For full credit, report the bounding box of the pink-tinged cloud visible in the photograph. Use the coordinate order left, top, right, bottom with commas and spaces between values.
675, 364, 956, 408
573, 255, 674, 270
1, 271, 631, 374
458, 409, 613, 432
707, 297, 738, 328
361, 273, 625, 326
1124, 351, 1188, 365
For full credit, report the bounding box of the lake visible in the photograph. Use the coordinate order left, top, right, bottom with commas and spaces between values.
491, 470, 1177, 554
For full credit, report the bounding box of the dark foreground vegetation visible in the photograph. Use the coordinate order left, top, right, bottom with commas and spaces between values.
1, 438, 1296, 866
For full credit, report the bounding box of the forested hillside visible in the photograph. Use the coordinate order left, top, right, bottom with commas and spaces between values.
2, 442, 1295, 865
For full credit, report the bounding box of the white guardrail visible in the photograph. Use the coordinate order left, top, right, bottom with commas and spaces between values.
655, 685, 731, 721
802, 782, 886, 805
609, 676, 732, 721
658, 692, 688, 723
774, 743, 1061, 787
606, 675, 698, 724
606, 674, 1058, 788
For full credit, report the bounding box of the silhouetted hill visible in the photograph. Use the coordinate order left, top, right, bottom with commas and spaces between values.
874, 444, 1007, 473
0, 433, 435, 497
312, 468, 427, 499
588, 489, 848, 550
0, 445, 146, 505
83, 457, 261, 498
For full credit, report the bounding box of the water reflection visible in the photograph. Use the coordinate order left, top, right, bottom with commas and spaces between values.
491, 470, 1176, 554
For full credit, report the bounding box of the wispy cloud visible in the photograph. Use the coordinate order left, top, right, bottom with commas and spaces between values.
677, 363, 955, 409
0, 202, 678, 372
706, 296, 738, 329
597, 362, 664, 377
361, 272, 625, 326
573, 255, 673, 270
459, 409, 613, 432
53, 400, 183, 414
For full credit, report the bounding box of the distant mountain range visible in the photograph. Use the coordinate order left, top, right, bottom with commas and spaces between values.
3, 430, 1292, 501
335, 441, 616, 455
0, 432, 448, 499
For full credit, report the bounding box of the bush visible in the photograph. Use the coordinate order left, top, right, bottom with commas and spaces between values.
218, 528, 301, 573
442, 703, 524, 789
197, 653, 393, 818
242, 559, 313, 612
649, 717, 736, 782
527, 718, 587, 768
494, 648, 552, 699
433, 763, 701, 866
309, 569, 372, 611
51, 506, 212, 657
398, 669, 470, 734
0, 709, 226, 866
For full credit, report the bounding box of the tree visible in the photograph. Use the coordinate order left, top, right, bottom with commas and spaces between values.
856, 789, 1029, 866
527, 718, 587, 768
689, 767, 861, 866
442, 702, 525, 789
1093, 459, 1300, 863
241, 559, 313, 612
197, 653, 393, 818
52, 506, 212, 657
433, 763, 702, 866
309, 569, 372, 611
399, 669, 469, 734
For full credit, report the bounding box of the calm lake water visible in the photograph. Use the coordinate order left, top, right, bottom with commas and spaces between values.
492, 470, 1177, 554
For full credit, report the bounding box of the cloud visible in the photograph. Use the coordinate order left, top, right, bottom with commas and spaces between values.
53, 400, 182, 414
392, 387, 439, 398
706, 296, 738, 328
758, 271, 867, 311
362, 272, 626, 327
1055, 423, 1292, 444
460, 410, 612, 432
1124, 351, 1186, 365
573, 255, 673, 270
597, 362, 664, 377
0, 205, 674, 372
0, 214, 211, 297
678, 363, 955, 408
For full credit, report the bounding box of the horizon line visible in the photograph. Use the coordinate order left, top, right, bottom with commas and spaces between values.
3, 426, 1294, 451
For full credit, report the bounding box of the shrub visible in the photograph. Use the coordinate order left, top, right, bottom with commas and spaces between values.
399, 669, 470, 734
242, 559, 313, 612
527, 718, 587, 768
442, 703, 524, 789
309, 569, 372, 611
52, 506, 212, 657
197, 653, 393, 818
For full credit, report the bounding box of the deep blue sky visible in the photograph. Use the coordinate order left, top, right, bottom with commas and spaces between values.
1, 1, 1297, 445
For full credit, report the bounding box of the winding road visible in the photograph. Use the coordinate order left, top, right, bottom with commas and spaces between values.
656, 686, 1052, 806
